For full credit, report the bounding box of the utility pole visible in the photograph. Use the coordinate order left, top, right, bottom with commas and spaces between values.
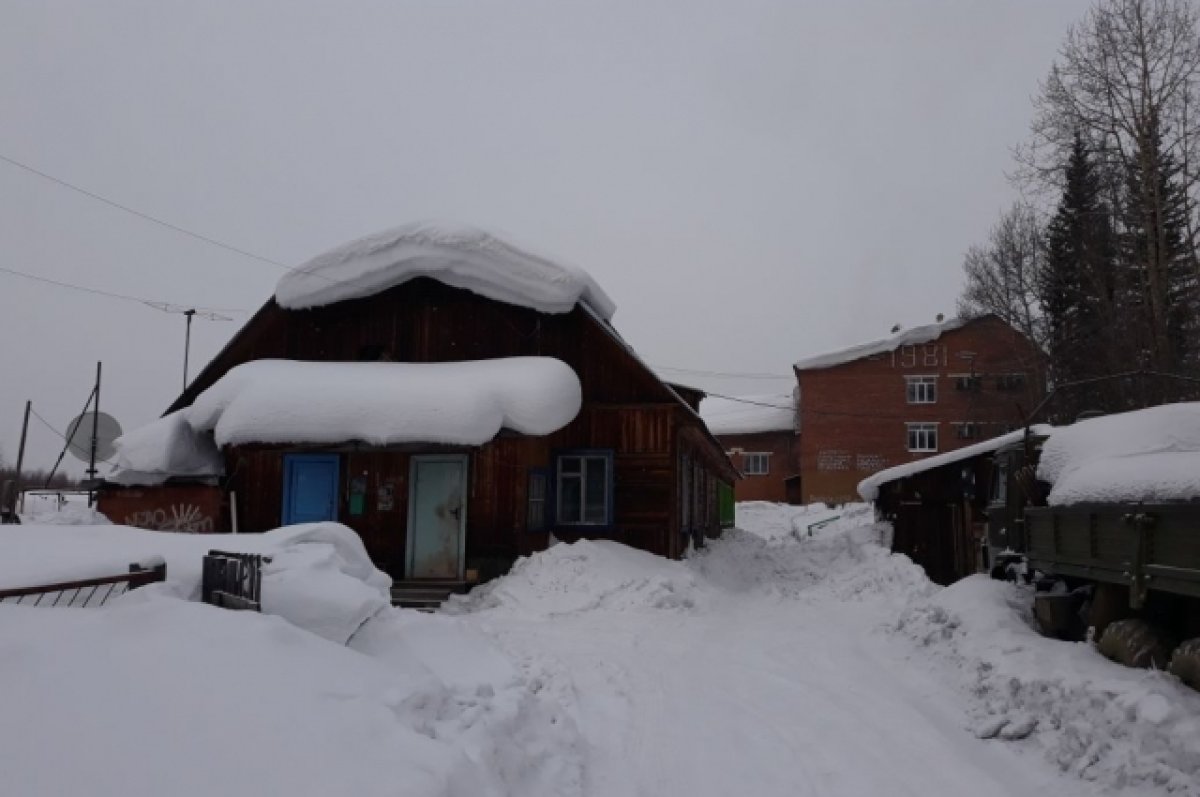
88, 361, 101, 491
14, 401, 31, 489
183, 308, 196, 390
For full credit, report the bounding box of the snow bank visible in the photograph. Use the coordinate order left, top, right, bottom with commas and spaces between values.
0, 598, 492, 797
447, 539, 706, 616
1037, 402, 1200, 505
794, 316, 968, 371
857, 426, 1052, 502
894, 576, 1200, 793
18, 492, 110, 525
698, 393, 795, 435
185, 357, 582, 448
109, 411, 223, 486
276, 222, 617, 321
0, 522, 390, 644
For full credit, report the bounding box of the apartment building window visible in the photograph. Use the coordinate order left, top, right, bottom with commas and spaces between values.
905, 375, 937, 404
906, 423, 939, 452
742, 453, 770, 475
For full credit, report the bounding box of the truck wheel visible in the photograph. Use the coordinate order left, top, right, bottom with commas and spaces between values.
1097, 619, 1174, 669
1169, 639, 1200, 690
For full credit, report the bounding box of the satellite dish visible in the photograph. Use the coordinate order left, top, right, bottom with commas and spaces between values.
66, 411, 123, 463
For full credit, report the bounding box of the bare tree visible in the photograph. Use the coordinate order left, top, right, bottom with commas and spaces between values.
958, 202, 1047, 349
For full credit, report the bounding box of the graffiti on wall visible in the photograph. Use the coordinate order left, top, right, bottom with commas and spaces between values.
855, 454, 887, 472
124, 504, 215, 533
817, 450, 852, 471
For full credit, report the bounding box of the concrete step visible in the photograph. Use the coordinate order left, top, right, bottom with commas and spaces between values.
390, 580, 469, 610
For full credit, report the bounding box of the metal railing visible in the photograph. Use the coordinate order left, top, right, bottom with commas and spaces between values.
0, 559, 167, 607
202, 550, 270, 611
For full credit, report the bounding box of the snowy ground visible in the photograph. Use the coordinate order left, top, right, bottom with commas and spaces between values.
2, 502, 1197, 796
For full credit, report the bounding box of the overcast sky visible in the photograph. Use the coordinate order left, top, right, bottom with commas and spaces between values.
0, 0, 1092, 475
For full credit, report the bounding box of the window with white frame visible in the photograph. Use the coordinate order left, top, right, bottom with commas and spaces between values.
905, 375, 937, 404
556, 451, 612, 525
906, 423, 938, 452
742, 452, 770, 475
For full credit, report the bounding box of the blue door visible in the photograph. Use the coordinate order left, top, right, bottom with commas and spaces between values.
406, 455, 467, 579
282, 454, 340, 525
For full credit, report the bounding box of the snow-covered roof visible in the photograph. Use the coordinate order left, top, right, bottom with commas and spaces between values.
110, 357, 582, 483
275, 222, 617, 321
109, 412, 224, 486
794, 317, 970, 372
188, 357, 582, 448
857, 426, 1052, 502
699, 393, 795, 436
1037, 403, 1200, 506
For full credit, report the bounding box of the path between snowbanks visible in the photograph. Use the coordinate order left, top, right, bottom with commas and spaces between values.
448, 504, 1197, 797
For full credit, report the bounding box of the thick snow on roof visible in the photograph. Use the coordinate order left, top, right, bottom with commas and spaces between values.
275, 222, 617, 320
699, 393, 795, 435
858, 426, 1052, 502
1037, 403, 1200, 506
109, 412, 223, 486
186, 357, 582, 448
794, 317, 969, 372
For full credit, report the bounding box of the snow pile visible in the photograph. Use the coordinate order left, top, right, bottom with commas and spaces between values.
0, 598, 495, 797
698, 392, 795, 435
893, 576, 1200, 793
1037, 402, 1200, 505
185, 357, 582, 448
109, 411, 223, 486
0, 522, 390, 644
276, 222, 616, 320
857, 426, 1052, 502
447, 539, 707, 616
794, 316, 968, 371
18, 493, 110, 525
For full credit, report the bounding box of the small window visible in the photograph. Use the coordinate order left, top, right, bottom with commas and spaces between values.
905, 375, 937, 404
556, 451, 613, 526
527, 470, 547, 531
956, 422, 981, 440
996, 373, 1026, 391
906, 423, 938, 453
955, 375, 982, 392
742, 453, 770, 475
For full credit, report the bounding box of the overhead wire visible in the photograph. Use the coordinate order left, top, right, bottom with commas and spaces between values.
0, 265, 246, 315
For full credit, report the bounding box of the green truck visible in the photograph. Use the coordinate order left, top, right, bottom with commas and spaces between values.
986, 429, 1200, 684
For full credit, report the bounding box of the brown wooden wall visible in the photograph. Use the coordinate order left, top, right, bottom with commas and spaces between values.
164, 278, 734, 571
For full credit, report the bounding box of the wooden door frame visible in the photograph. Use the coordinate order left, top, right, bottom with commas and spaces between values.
405, 454, 469, 580
281, 453, 340, 525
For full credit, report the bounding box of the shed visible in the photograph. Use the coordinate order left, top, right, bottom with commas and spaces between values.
858, 427, 1049, 585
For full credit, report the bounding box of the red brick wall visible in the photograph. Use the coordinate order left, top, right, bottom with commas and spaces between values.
797, 316, 1044, 505
97, 485, 227, 533
715, 430, 800, 503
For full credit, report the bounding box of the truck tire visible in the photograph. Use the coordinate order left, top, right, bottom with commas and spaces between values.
1097, 619, 1174, 670
1169, 639, 1200, 690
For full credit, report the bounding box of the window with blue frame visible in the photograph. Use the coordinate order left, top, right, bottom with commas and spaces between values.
555, 451, 613, 525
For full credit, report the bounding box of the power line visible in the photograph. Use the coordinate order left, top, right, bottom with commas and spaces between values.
0, 265, 246, 315
701, 391, 794, 410
654, 364, 794, 380
0, 152, 292, 271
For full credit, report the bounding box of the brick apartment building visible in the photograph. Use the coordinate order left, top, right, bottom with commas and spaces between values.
793, 314, 1044, 505
699, 393, 800, 503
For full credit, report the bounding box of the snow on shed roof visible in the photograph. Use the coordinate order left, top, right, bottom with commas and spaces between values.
109, 412, 224, 486
857, 426, 1052, 502
699, 394, 795, 436
794, 317, 970, 372
275, 222, 617, 320
186, 357, 582, 448
1038, 402, 1200, 506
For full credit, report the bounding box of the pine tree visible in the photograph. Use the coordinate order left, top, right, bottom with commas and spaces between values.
1039, 134, 1117, 416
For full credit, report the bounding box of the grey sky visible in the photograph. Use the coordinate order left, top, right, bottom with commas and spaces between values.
0, 0, 1091, 474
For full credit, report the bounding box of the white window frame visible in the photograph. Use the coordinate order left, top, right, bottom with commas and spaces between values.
906, 423, 939, 453
742, 452, 770, 476
905, 375, 937, 404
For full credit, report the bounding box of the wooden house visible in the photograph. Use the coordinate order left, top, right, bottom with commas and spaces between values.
99, 224, 736, 590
